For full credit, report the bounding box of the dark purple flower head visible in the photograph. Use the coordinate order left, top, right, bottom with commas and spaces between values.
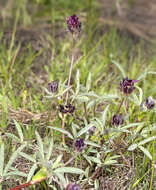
65, 103, 75, 114
112, 114, 124, 126
48, 80, 59, 93
65, 183, 80, 190
59, 104, 75, 114
74, 138, 85, 152
88, 126, 96, 135
120, 77, 138, 95
67, 14, 81, 34
145, 96, 155, 110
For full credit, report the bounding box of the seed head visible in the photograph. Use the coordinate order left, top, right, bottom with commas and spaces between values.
120, 77, 138, 95
112, 114, 124, 126
48, 80, 59, 93
74, 138, 85, 152
145, 96, 155, 110
67, 14, 81, 34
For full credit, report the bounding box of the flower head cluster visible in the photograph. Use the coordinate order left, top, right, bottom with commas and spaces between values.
59, 103, 75, 114
112, 114, 124, 126
145, 96, 155, 110
48, 80, 59, 93
88, 126, 96, 135
65, 183, 80, 190
67, 14, 81, 34
120, 77, 138, 95
74, 138, 85, 152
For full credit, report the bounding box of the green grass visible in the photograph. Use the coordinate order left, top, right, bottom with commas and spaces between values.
0, 0, 156, 189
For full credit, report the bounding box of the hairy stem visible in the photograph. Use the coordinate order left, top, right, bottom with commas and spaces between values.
65, 38, 76, 105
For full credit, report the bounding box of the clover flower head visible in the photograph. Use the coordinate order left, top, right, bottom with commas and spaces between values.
88, 126, 96, 135
65, 183, 80, 190
74, 138, 85, 152
120, 77, 138, 95
67, 14, 81, 34
112, 114, 124, 126
145, 96, 155, 110
59, 104, 75, 114
48, 80, 59, 93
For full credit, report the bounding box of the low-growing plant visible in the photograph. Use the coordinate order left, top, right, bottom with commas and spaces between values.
1, 9, 156, 190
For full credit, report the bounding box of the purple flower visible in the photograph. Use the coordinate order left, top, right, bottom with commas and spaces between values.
74, 138, 85, 152
67, 14, 81, 34
145, 96, 155, 110
59, 104, 75, 114
112, 114, 124, 126
120, 77, 138, 95
88, 126, 96, 135
48, 80, 59, 93
65, 183, 80, 190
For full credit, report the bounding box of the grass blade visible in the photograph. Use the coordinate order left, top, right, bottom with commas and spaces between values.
0, 143, 4, 176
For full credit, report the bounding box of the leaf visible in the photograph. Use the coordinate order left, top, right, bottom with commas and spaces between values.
76, 95, 89, 102
101, 105, 109, 127
46, 137, 53, 161
85, 141, 100, 148
19, 152, 36, 163
112, 60, 126, 77
136, 86, 143, 104
71, 123, 78, 139
0, 143, 4, 176
3, 144, 26, 175
5, 133, 20, 142
14, 119, 23, 142
27, 163, 37, 182
87, 156, 102, 165
35, 131, 44, 161
48, 127, 74, 139
52, 155, 63, 169
54, 167, 84, 174
77, 124, 94, 137
76, 69, 80, 94
138, 145, 152, 160
128, 144, 138, 151
138, 136, 156, 146
121, 122, 144, 130
86, 72, 91, 92
4, 171, 27, 177
32, 167, 47, 182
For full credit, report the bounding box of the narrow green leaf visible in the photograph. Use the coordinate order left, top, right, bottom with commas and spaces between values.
27, 163, 37, 182
19, 152, 36, 163
46, 137, 53, 161
13, 119, 24, 142
128, 144, 138, 151
85, 141, 100, 148
112, 60, 126, 77
77, 124, 94, 137
76, 95, 89, 102
52, 155, 63, 169
35, 131, 44, 160
5, 133, 20, 142
3, 144, 26, 175
101, 105, 109, 127
87, 156, 102, 165
86, 72, 91, 92
48, 127, 74, 139
4, 171, 27, 177
138, 136, 156, 146
76, 69, 80, 94
0, 143, 4, 176
138, 145, 152, 160
54, 167, 84, 174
